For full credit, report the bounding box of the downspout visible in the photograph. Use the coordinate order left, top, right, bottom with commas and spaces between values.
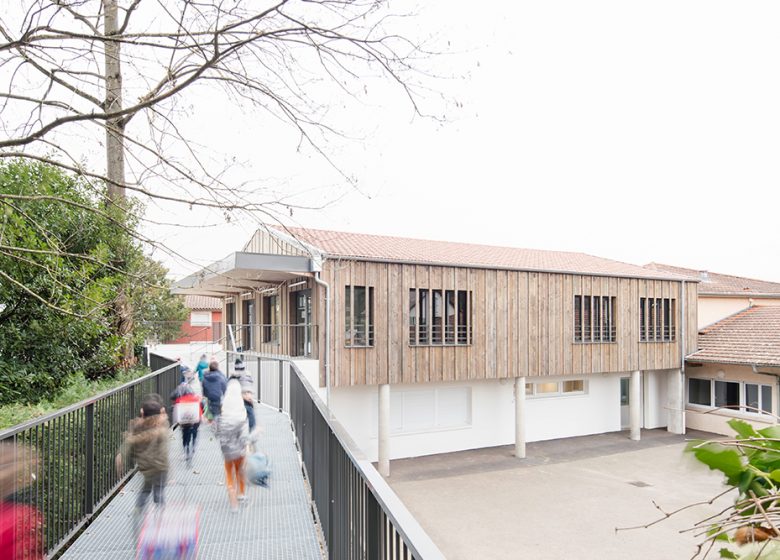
313, 272, 331, 408
680, 280, 687, 434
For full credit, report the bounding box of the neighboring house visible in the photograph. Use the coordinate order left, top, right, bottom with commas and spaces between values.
647, 264, 780, 435
175, 227, 697, 469
168, 295, 223, 344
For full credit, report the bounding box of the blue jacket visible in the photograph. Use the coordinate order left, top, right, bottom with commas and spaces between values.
202, 369, 227, 405
195, 359, 209, 382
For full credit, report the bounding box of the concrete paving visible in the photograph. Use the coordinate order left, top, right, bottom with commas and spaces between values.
385, 429, 733, 560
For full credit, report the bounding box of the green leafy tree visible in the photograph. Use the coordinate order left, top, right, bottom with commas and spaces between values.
684, 419, 780, 559
0, 159, 184, 405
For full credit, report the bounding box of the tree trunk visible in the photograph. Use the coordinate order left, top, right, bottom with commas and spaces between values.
104, 0, 134, 365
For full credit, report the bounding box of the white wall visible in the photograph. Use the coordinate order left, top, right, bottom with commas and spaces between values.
329, 374, 625, 462
643, 370, 669, 429
292, 359, 326, 401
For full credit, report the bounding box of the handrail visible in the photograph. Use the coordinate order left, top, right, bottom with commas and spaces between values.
0, 359, 179, 440
287, 360, 446, 560
0, 351, 179, 558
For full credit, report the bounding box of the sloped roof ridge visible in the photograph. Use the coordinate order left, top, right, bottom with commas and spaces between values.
646, 262, 780, 294
272, 226, 691, 280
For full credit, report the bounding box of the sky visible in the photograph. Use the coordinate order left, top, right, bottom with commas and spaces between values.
139, 0, 780, 284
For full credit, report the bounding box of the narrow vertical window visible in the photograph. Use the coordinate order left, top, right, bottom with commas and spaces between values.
663, 299, 671, 341
445, 290, 456, 344
419, 289, 429, 344
583, 296, 591, 341
457, 290, 469, 344
593, 297, 601, 341
574, 296, 582, 342
655, 298, 662, 340
345, 285, 374, 347
639, 298, 646, 341
409, 289, 417, 345
670, 299, 676, 341
432, 290, 443, 344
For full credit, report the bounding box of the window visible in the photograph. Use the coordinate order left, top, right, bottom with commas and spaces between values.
262, 295, 279, 343
383, 387, 472, 435
526, 379, 588, 398
573, 295, 616, 343
242, 299, 255, 350
345, 285, 374, 347
226, 301, 236, 326
190, 311, 211, 326
688, 377, 773, 415
714, 381, 739, 409
639, 297, 676, 342
410, 289, 472, 346
688, 378, 711, 406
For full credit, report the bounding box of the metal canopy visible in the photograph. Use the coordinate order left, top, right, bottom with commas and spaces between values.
173, 252, 316, 296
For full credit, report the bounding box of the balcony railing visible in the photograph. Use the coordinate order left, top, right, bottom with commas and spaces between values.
227, 323, 319, 358
0, 352, 179, 558
226, 350, 445, 559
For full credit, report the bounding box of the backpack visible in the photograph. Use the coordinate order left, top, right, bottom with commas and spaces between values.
173, 399, 200, 425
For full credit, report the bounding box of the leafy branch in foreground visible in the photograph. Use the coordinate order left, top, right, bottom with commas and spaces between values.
618, 418, 780, 560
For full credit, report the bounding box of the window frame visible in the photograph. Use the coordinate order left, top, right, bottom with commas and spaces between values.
526, 379, 589, 399
639, 297, 677, 342
190, 311, 211, 326
345, 285, 375, 348
687, 376, 774, 417
409, 288, 472, 347
573, 295, 616, 343
262, 294, 280, 344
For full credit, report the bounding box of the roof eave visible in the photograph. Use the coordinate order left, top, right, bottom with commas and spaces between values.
321, 253, 695, 283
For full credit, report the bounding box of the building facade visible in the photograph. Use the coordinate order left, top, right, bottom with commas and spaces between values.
177, 227, 698, 469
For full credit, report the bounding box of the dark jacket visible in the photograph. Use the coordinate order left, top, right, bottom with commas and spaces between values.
202, 369, 227, 405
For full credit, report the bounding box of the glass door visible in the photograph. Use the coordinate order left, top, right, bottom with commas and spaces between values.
291, 290, 312, 357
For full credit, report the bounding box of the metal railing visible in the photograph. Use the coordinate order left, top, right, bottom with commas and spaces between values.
0, 352, 179, 558
231, 350, 445, 559
227, 323, 319, 358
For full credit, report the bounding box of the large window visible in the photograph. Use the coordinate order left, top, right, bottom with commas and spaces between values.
262, 294, 279, 343
574, 295, 616, 343
384, 387, 472, 434
410, 288, 472, 346
526, 379, 588, 398
639, 297, 676, 342
688, 377, 773, 415
345, 285, 374, 347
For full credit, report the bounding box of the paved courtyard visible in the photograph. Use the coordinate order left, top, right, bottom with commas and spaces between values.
385, 429, 731, 560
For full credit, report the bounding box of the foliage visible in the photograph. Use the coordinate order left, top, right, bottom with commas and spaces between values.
0, 366, 148, 430
686, 418, 780, 559
0, 159, 124, 403
129, 257, 187, 348
0, 159, 185, 405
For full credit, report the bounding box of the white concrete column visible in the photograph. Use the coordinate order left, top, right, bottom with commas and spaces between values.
630, 370, 641, 441
667, 368, 685, 435
378, 383, 390, 476
514, 377, 527, 459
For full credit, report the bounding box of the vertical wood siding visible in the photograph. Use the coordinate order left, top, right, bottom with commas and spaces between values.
320, 261, 695, 388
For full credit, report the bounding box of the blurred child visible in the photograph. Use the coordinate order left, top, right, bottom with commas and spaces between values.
202, 361, 226, 421
233, 359, 256, 433
170, 379, 202, 466
116, 394, 170, 524
0, 442, 43, 559
195, 354, 209, 383
216, 376, 249, 512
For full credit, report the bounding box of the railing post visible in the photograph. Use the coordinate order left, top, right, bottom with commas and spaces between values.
85, 403, 95, 515
257, 357, 262, 403
278, 359, 284, 412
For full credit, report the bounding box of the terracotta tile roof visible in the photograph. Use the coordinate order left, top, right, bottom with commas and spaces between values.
273, 227, 690, 281
183, 295, 222, 310
687, 306, 780, 367
645, 263, 780, 296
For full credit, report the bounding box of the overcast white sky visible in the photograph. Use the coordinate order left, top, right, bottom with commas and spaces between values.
142, 0, 780, 283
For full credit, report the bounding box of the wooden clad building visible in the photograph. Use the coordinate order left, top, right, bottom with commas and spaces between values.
176, 226, 698, 465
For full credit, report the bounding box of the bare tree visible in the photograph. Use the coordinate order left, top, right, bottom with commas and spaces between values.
0, 0, 431, 360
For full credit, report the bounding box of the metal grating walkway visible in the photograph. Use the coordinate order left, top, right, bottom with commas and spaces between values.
61, 406, 323, 559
